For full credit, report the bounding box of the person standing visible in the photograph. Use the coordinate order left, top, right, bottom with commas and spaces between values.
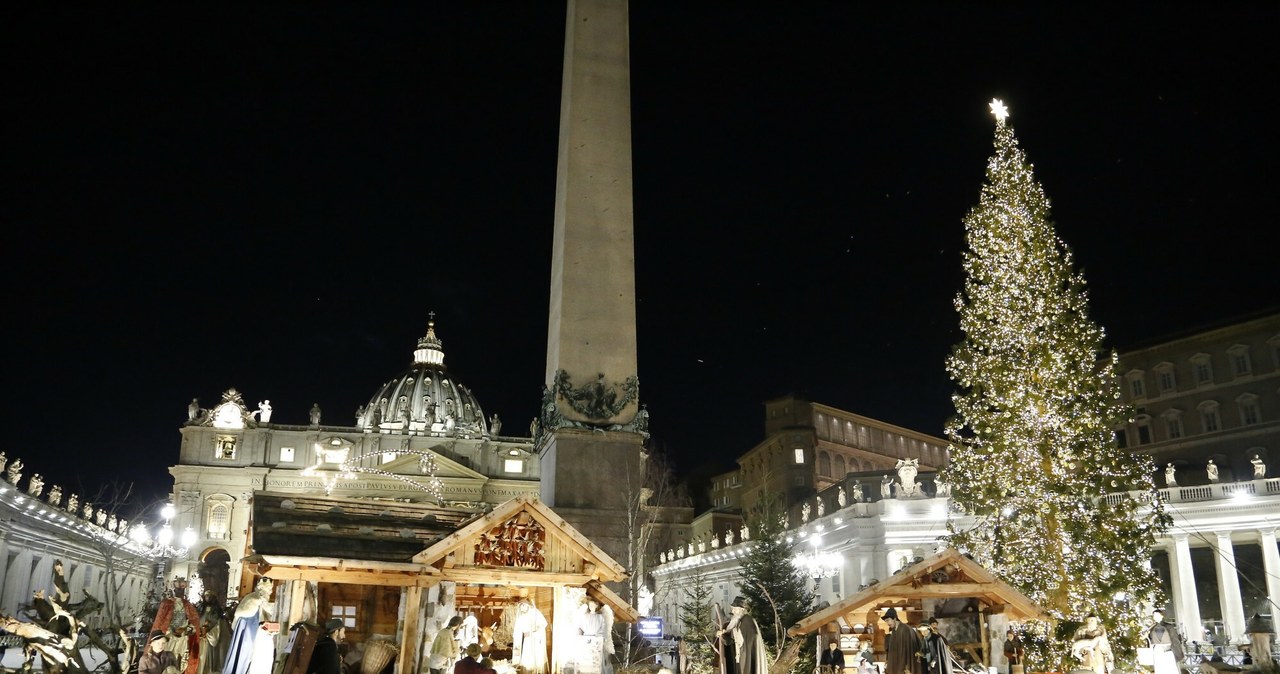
511, 597, 548, 674
881, 609, 922, 674
455, 644, 485, 674
821, 640, 847, 674
577, 597, 614, 674
1070, 614, 1112, 674
307, 618, 345, 674
430, 617, 463, 674
195, 597, 230, 674
141, 630, 181, 674
223, 578, 273, 674
717, 597, 767, 674
153, 576, 203, 674
1002, 630, 1024, 674
923, 619, 951, 674
1147, 610, 1183, 674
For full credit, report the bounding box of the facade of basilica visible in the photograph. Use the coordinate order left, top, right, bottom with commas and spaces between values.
167, 319, 540, 602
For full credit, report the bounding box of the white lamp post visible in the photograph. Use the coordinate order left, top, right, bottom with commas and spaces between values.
796, 533, 843, 599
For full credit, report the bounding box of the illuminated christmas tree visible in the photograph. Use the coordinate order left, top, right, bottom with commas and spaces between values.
943, 99, 1167, 667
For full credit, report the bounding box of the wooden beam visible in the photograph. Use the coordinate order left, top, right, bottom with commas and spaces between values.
890, 583, 990, 598
439, 568, 594, 587
262, 568, 424, 587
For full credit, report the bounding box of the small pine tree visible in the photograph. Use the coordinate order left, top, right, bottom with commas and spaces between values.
679, 569, 719, 674
943, 99, 1168, 670
740, 492, 814, 673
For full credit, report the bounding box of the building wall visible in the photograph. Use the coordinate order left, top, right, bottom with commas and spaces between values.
169, 404, 540, 600
709, 397, 948, 512
1115, 313, 1280, 485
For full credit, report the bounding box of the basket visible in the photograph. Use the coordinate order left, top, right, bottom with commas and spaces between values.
361, 639, 400, 674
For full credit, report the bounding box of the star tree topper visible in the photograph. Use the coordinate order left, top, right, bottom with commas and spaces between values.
989, 98, 1009, 123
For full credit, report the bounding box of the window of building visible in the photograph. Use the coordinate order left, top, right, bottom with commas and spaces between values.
1199, 401, 1221, 433
208, 504, 229, 539
1228, 345, 1253, 376
794, 448, 805, 464
834, 455, 846, 477
1270, 335, 1280, 368
1155, 363, 1176, 394
1191, 354, 1214, 386
1114, 428, 1128, 449
818, 452, 831, 476
215, 436, 237, 460
205, 494, 234, 540
1238, 394, 1261, 426
1163, 410, 1184, 440
331, 605, 357, 629
1127, 371, 1146, 399
793, 474, 805, 486
279, 447, 295, 462
1135, 415, 1152, 445
503, 459, 524, 474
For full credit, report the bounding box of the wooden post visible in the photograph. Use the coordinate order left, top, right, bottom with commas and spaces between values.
980, 607, 989, 668
399, 585, 423, 674
287, 580, 307, 627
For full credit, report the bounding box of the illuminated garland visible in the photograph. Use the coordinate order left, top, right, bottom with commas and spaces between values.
301, 444, 446, 501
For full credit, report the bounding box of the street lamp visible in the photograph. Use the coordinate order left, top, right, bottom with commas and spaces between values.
796, 533, 842, 597
128, 501, 200, 608
131, 502, 196, 555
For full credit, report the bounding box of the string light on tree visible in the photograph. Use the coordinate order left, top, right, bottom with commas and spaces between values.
942, 98, 1167, 670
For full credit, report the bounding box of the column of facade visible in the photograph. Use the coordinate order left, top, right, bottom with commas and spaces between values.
2, 550, 33, 614
1214, 532, 1247, 641
1259, 530, 1280, 618
1169, 535, 1204, 641
0, 538, 9, 611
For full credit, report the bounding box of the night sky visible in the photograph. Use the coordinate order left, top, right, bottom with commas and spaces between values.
7, 3, 1277, 504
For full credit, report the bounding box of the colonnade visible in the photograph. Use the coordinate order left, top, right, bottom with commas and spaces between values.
0, 538, 154, 623
1167, 530, 1280, 643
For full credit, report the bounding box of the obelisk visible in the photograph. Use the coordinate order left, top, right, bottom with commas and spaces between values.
540, 0, 643, 564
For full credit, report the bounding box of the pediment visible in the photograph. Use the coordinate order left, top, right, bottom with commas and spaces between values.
412, 495, 626, 583
790, 548, 1049, 635
376, 448, 487, 480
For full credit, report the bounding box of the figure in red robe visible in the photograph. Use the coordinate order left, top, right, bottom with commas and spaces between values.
152, 576, 203, 674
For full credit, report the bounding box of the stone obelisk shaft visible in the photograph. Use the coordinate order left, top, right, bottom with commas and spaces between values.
545, 0, 638, 412
540, 0, 642, 563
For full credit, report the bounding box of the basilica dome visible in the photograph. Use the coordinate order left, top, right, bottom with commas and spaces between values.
357, 318, 489, 438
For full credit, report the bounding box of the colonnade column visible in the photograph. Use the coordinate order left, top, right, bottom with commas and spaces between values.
1169, 534, 1204, 641
1259, 530, 1280, 618
1214, 532, 1247, 640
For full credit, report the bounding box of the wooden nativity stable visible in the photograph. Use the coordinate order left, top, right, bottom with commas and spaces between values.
790, 548, 1051, 669
243, 492, 637, 674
